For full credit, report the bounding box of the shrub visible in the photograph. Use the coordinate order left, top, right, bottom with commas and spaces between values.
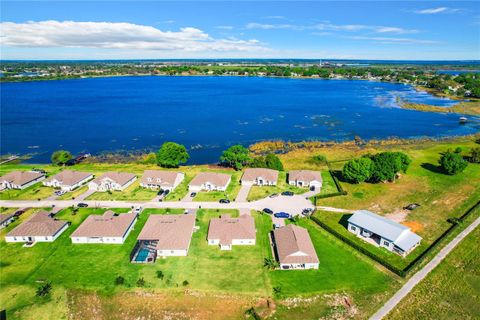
273, 286, 282, 297
454, 147, 463, 154
51, 150, 73, 166
439, 151, 468, 175
220, 145, 251, 170
36, 282, 52, 297
156, 270, 164, 279
115, 276, 125, 285
265, 154, 284, 171
311, 154, 327, 165
136, 277, 146, 287
156, 142, 189, 168
342, 157, 373, 183
182, 280, 189, 286
369, 152, 411, 182
468, 147, 480, 163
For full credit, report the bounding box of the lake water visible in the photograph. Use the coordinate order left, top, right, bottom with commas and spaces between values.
1, 76, 478, 163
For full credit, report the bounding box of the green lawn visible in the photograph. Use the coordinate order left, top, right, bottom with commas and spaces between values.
247, 171, 306, 201
57, 185, 89, 200
0, 184, 54, 200
386, 223, 480, 320
318, 170, 338, 195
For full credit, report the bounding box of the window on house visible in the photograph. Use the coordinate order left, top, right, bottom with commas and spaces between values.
351, 226, 356, 231
383, 241, 390, 246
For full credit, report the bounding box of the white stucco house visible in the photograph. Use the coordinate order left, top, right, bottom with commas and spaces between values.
288, 170, 323, 189
5, 211, 69, 243
43, 170, 94, 191
140, 170, 184, 191
70, 210, 138, 244
273, 224, 319, 270
88, 172, 136, 192
241, 168, 279, 186
188, 172, 231, 192
0, 171, 45, 190
347, 210, 422, 257
207, 214, 256, 250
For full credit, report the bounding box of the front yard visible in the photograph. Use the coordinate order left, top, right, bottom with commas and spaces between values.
246, 171, 306, 201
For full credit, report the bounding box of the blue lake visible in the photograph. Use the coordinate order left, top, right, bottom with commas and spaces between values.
1, 76, 478, 163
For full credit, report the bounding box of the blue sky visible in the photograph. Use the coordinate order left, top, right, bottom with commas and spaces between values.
1, 1, 479, 60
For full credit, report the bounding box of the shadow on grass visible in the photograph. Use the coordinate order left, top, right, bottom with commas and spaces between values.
339, 214, 353, 229
420, 162, 444, 174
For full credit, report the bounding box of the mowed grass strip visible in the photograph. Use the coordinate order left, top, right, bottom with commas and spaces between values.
385, 217, 480, 320
247, 171, 306, 201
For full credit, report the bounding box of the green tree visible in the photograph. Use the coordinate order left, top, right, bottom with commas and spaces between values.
250, 156, 266, 168
265, 153, 284, 171
263, 258, 280, 270
220, 145, 251, 170
36, 282, 52, 297
51, 150, 73, 166
114, 276, 125, 285
468, 147, 480, 163
439, 152, 468, 175
342, 157, 373, 183
156, 142, 189, 168
369, 152, 411, 182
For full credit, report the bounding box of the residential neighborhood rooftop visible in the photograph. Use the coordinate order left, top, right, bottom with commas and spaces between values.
71, 210, 137, 238
91, 172, 136, 185
241, 168, 279, 182
273, 224, 319, 265
6, 211, 68, 237
137, 214, 196, 251
348, 210, 422, 251
288, 170, 322, 183
0, 213, 15, 225
189, 172, 231, 187
207, 214, 256, 245
140, 170, 182, 188
44, 170, 93, 186
0, 171, 44, 185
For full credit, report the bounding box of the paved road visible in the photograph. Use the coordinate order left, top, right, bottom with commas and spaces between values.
369, 216, 480, 320
0, 194, 314, 216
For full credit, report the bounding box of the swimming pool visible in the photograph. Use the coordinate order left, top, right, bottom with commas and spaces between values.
134, 247, 151, 262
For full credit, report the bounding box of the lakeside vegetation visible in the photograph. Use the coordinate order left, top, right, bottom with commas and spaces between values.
399, 99, 480, 116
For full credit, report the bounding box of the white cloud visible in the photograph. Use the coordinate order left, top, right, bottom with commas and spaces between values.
246, 22, 418, 34
349, 36, 439, 45
0, 20, 267, 52
263, 15, 287, 20
414, 7, 461, 14
215, 25, 234, 30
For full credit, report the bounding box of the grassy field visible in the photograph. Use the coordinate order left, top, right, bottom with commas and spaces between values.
57, 185, 89, 200
246, 172, 306, 201
0, 206, 396, 319
386, 225, 480, 320
0, 183, 54, 200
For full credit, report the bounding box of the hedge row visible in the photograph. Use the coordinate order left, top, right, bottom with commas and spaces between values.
311, 200, 480, 278
314, 161, 348, 205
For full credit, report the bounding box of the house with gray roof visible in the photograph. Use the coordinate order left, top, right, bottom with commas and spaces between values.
273, 224, 319, 270
207, 214, 256, 250
347, 210, 422, 257
43, 170, 94, 191
140, 170, 184, 191
5, 211, 69, 243
0, 171, 45, 190
188, 172, 231, 192
241, 168, 278, 186
88, 172, 136, 192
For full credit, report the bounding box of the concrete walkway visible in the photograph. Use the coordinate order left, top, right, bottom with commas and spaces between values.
73, 188, 96, 201
235, 184, 252, 202
369, 216, 480, 320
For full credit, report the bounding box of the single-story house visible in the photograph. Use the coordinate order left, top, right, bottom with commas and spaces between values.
273, 224, 319, 270
0, 213, 16, 229
133, 214, 196, 262
188, 172, 231, 192
347, 210, 422, 257
0, 171, 45, 190
241, 168, 279, 186
43, 170, 94, 191
140, 170, 184, 191
207, 214, 256, 250
70, 210, 138, 244
88, 172, 136, 192
5, 211, 69, 243
288, 170, 322, 189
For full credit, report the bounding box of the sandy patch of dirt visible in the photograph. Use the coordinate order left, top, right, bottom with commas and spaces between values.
402, 221, 424, 233
385, 209, 409, 223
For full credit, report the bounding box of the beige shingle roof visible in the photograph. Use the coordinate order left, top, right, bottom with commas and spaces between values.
44, 170, 93, 186
288, 170, 322, 183
137, 214, 195, 251
241, 168, 279, 183
189, 172, 231, 188
140, 170, 182, 188
7, 211, 68, 237
71, 211, 137, 238
91, 172, 136, 186
0, 213, 15, 225
273, 224, 319, 265
0, 171, 44, 186
207, 214, 256, 245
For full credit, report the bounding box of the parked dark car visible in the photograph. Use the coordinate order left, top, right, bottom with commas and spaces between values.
190, 192, 197, 197
274, 212, 290, 218
14, 209, 26, 217
281, 191, 294, 196
77, 203, 88, 208
164, 189, 170, 195
310, 186, 316, 191
269, 193, 279, 198
263, 208, 273, 214
302, 208, 314, 216
219, 199, 230, 204
157, 190, 164, 195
